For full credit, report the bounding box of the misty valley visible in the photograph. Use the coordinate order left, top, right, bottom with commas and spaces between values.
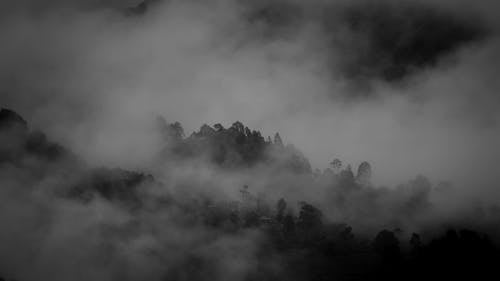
1, 108, 499, 281
1, 0, 500, 281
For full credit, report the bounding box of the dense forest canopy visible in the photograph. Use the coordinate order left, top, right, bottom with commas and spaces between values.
1, 108, 500, 281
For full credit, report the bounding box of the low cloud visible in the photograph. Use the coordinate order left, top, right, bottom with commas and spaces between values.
1, 2, 500, 278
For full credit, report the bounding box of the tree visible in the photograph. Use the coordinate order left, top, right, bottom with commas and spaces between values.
276, 198, 287, 222
410, 233, 422, 253
340, 225, 355, 240
356, 161, 372, 185
373, 229, 400, 260
245, 126, 252, 137
214, 123, 224, 131
274, 132, 284, 147
282, 212, 296, 242
231, 121, 245, 134
297, 202, 323, 243
0, 108, 28, 131
339, 165, 356, 190
169, 122, 185, 139
243, 210, 260, 228
199, 124, 215, 137
330, 158, 342, 173
240, 185, 252, 204
157, 116, 184, 142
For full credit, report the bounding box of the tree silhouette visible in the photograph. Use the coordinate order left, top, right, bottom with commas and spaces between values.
274, 132, 284, 147
373, 229, 400, 260
329, 158, 342, 174
356, 161, 372, 185
276, 198, 287, 223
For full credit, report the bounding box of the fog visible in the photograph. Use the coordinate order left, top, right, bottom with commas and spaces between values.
1, 0, 498, 195
0, 0, 497, 190
1, 1, 500, 281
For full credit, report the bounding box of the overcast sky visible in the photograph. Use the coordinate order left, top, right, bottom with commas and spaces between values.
1, 0, 499, 194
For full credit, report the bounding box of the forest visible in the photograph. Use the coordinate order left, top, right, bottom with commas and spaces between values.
1, 0, 499, 280
1, 107, 499, 281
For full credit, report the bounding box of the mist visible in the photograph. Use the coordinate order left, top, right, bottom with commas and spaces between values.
1, 1, 500, 280
1, 0, 498, 191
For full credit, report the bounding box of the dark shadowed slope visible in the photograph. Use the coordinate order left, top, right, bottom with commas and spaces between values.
2, 108, 500, 281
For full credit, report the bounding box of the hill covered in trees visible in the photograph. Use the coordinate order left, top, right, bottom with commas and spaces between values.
157, 117, 311, 173
1, 108, 500, 281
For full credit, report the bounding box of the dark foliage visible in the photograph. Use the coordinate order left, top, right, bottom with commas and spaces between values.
68, 168, 156, 209
0, 108, 27, 131
0, 108, 75, 165
159, 120, 311, 173
2, 108, 500, 281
